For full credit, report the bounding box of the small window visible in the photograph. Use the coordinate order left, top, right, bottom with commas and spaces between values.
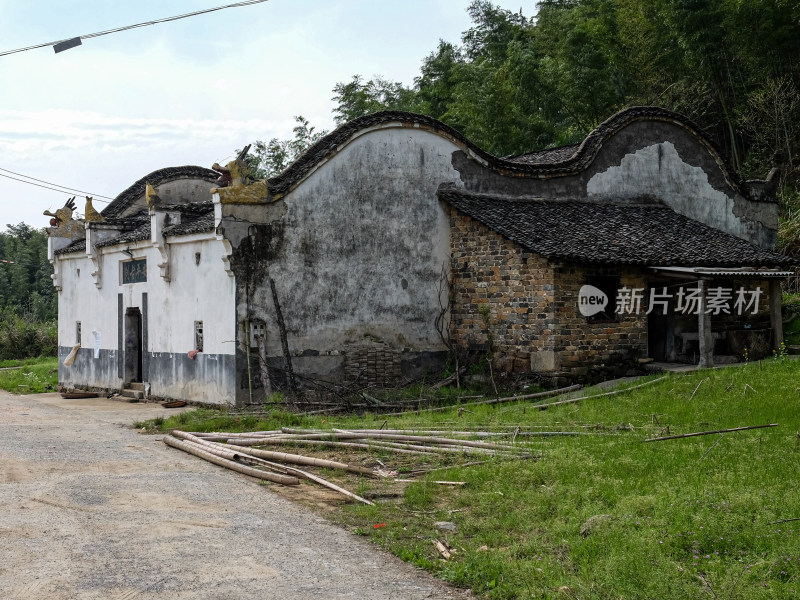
122, 258, 147, 284
586, 275, 619, 322
194, 321, 204, 352
76, 321, 81, 345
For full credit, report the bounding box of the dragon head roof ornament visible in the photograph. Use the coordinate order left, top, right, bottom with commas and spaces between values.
43, 197, 85, 238
211, 144, 269, 204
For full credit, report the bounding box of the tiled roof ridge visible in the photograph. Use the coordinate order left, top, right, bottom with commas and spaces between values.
437, 185, 665, 207
102, 165, 218, 219
157, 201, 214, 212
268, 106, 759, 199
438, 185, 796, 268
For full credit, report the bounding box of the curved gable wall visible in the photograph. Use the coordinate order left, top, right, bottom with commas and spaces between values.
233, 125, 464, 361
450, 115, 777, 249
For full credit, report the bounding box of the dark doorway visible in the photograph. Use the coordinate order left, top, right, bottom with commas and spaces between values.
124, 307, 143, 383
647, 284, 675, 362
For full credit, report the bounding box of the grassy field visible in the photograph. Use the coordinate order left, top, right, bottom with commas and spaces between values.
0, 356, 58, 393
153, 357, 800, 599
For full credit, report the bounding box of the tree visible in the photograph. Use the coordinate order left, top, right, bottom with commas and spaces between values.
244, 116, 328, 179
331, 75, 418, 125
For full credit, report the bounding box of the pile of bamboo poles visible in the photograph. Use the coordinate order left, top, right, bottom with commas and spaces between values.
163, 427, 535, 505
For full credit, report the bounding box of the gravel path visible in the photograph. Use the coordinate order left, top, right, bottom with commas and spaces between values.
0, 391, 470, 600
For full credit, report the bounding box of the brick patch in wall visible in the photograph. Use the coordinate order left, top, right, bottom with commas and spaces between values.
344, 344, 402, 386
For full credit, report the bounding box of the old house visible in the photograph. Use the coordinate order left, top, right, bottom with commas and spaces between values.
48, 107, 794, 405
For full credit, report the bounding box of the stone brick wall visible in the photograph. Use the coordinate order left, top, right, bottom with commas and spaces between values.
552, 265, 648, 378
449, 211, 649, 380
449, 211, 780, 381
344, 344, 403, 386
449, 211, 555, 373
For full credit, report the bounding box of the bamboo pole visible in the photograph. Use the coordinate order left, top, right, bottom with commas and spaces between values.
362, 439, 499, 455
163, 436, 300, 485
173, 434, 375, 505
330, 430, 518, 451
334, 428, 590, 437
532, 377, 667, 411
247, 457, 375, 506
226, 437, 436, 455
377, 383, 583, 416
229, 445, 377, 476
171, 436, 298, 476
644, 423, 778, 442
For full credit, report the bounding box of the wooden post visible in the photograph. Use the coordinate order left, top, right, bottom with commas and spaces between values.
770, 279, 784, 351
269, 277, 297, 393
698, 279, 714, 368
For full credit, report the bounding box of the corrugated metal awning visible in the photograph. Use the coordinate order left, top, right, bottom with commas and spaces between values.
648, 266, 794, 278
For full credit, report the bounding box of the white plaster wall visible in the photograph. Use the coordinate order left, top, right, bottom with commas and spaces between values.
56, 236, 235, 393
586, 142, 746, 240
259, 126, 462, 355
146, 237, 235, 355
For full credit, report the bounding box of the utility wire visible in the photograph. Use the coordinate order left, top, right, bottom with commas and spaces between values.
0, 0, 271, 57
0, 167, 114, 200
0, 172, 113, 204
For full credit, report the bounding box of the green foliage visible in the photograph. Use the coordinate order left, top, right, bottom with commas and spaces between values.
144, 406, 313, 433
0, 223, 57, 323
331, 75, 418, 125
0, 357, 58, 393
328, 0, 800, 187
0, 308, 57, 361
0, 223, 57, 360
244, 116, 328, 179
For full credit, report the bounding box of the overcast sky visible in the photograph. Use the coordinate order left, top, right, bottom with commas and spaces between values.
0, 0, 532, 231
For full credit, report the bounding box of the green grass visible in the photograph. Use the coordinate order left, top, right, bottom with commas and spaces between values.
0, 356, 58, 393
143, 406, 314, 433
148, 358, 800, 599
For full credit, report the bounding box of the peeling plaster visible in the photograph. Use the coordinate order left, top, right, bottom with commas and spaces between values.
587, 142, 770, 246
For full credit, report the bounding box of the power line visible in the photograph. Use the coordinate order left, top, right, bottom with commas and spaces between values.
0, 171, 113, 204
0, 0, 271, 57
0, 167, 114, 200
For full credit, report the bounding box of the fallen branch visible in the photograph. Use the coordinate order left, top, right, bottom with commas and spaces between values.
432, 367, 467, 389
769, 517, 800, 525
378, 384, 582, 416
395, 480, 467, 486
689, 378, 707, 400
700, 434, 726, 459
644, 423, 778, 442
532, 377, 667, 411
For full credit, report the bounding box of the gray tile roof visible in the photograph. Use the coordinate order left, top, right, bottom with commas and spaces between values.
439, 185, 796, 268
162, 210, 215, 236
102, 166, 218, 219
505, 143, 581, 165
56, 207, 214, 255
54, 239, 86, 255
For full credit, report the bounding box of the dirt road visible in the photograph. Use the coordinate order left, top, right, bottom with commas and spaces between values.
0, 391, 468, 600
